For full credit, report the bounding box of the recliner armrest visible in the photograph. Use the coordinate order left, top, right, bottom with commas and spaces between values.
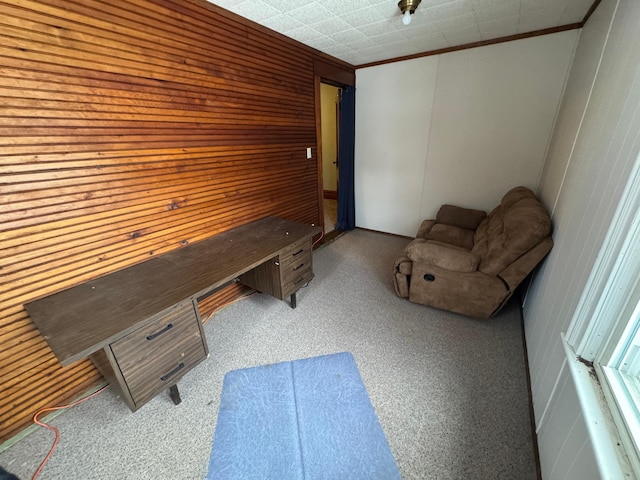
498, 236, 554, 290
416, 219, 436, 239
406, 240, 480, 273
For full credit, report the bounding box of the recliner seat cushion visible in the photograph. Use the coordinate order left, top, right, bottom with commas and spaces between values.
407, 239, 479, 273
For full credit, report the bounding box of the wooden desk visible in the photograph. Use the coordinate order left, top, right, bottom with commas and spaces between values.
25, 216, 321, 411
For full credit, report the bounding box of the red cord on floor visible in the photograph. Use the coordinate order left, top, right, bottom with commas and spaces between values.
312, 229, 324, 248
205, 291, 256, 323
31, 385, 109, 480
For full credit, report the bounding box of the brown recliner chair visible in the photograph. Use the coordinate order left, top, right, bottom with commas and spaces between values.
393, 186, 553, 318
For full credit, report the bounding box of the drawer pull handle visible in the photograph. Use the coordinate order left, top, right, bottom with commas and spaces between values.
293, 263, 305, 271
161, 362, 184, 382
146, 323, 173, 340
292, 249, 304, 256
294, 277, 305, 285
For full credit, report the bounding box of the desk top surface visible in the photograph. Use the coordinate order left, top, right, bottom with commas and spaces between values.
25, 216, 321, 365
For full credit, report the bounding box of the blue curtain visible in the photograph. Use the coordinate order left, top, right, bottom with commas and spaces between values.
336, 85, 355, 231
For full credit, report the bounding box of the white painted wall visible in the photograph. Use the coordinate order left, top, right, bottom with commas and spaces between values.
535, 361, 600, 479
355, 31, 578, 237
523, 0, 640, 477
354, 56, 438, 236
420, 35, 576, 220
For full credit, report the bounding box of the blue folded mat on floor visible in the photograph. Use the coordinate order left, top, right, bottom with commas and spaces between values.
207, 352, 401, 480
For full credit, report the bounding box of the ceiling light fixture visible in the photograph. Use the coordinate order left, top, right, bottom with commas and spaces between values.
398, 0, 421, 26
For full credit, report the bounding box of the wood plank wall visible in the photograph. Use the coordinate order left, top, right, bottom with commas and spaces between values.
0, 0, 354, 443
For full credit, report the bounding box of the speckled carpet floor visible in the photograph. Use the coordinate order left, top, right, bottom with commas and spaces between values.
0, 228, 537, 479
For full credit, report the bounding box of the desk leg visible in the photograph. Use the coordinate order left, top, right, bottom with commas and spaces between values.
290, 292, 297, 309
169, 384, 181, 405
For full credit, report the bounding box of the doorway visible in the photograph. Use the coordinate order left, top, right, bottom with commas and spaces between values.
320, 83, 341, 234
314, 61, 355, 239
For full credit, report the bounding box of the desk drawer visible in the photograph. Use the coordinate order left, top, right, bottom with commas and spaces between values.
280, 250, 312, 282
279, 238, 312, 267
110, 301, 207, 407
279, 238, 313, 298
281, 268, 314, 299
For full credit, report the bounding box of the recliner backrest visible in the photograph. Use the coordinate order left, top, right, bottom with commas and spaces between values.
472, 187, 551, 276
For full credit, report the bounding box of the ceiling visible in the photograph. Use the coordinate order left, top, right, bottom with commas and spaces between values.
205, 0, 595, 67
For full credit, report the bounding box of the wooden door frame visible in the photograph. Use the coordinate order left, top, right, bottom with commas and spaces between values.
313, 61, 355, 238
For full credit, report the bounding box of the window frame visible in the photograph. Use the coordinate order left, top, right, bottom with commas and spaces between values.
564, 152, 640, 478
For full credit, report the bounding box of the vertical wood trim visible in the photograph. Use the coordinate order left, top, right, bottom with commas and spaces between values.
315, 74, 325, 233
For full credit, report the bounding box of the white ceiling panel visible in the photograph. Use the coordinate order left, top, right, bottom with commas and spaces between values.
206, 0, 594, 66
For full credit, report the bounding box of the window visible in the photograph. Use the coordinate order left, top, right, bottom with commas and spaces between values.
564, 153, 640, 477
599, 299, 640, 475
